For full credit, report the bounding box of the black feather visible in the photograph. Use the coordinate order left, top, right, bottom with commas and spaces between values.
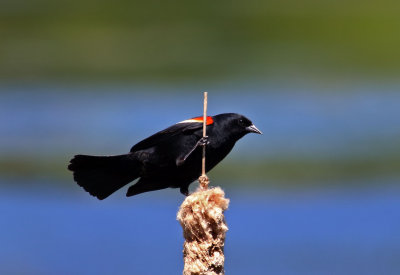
68, 154, 140, 200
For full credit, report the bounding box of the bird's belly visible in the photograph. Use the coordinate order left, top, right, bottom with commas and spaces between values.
136, 141, 234, 186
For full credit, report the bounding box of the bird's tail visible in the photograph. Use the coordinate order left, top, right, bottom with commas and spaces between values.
68, 154, 140, 200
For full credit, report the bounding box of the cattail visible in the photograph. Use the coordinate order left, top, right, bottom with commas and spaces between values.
177, 183, 229, 275
177, 92, 229, 275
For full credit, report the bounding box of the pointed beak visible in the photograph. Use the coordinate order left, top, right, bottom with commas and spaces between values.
246, 124, 262, 134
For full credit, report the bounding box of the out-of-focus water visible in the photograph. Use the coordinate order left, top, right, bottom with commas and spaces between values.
1, 180, 399, 275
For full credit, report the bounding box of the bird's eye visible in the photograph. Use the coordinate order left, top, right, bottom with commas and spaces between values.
238, 119, 245, 126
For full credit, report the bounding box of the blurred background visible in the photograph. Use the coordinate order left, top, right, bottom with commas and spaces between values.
1, 0, 400, 274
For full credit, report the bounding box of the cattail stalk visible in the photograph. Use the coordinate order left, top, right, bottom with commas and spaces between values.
177, 92, 229, 275
200, 91, 208, 190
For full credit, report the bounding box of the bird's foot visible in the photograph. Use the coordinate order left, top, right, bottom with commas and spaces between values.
176, 136, 210, 167
198, 136, 209, 146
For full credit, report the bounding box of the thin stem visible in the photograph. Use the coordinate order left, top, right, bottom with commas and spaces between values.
202, 91, 207, 177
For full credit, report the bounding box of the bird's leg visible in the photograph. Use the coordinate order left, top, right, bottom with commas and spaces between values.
176, 136, 209, 166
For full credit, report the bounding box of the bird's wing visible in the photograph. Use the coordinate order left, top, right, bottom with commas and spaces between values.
130, 122, 204, 153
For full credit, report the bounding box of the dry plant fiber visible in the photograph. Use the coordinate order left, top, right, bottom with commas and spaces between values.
177, 186, 230, 275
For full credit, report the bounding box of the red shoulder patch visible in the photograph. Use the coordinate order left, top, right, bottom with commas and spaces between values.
178, 116, 214, 125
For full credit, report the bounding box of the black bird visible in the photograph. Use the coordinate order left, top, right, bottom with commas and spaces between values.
68, 113, 262, 200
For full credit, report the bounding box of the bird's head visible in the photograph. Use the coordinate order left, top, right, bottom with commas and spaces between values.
212, 113, 262, 140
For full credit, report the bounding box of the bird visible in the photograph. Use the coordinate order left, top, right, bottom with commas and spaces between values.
68, 113, 262, 200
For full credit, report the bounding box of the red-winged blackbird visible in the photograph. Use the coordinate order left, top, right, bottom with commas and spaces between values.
68, 113, 261, 199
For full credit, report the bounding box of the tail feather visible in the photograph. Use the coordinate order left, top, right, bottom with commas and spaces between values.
68, 154, 140, 200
